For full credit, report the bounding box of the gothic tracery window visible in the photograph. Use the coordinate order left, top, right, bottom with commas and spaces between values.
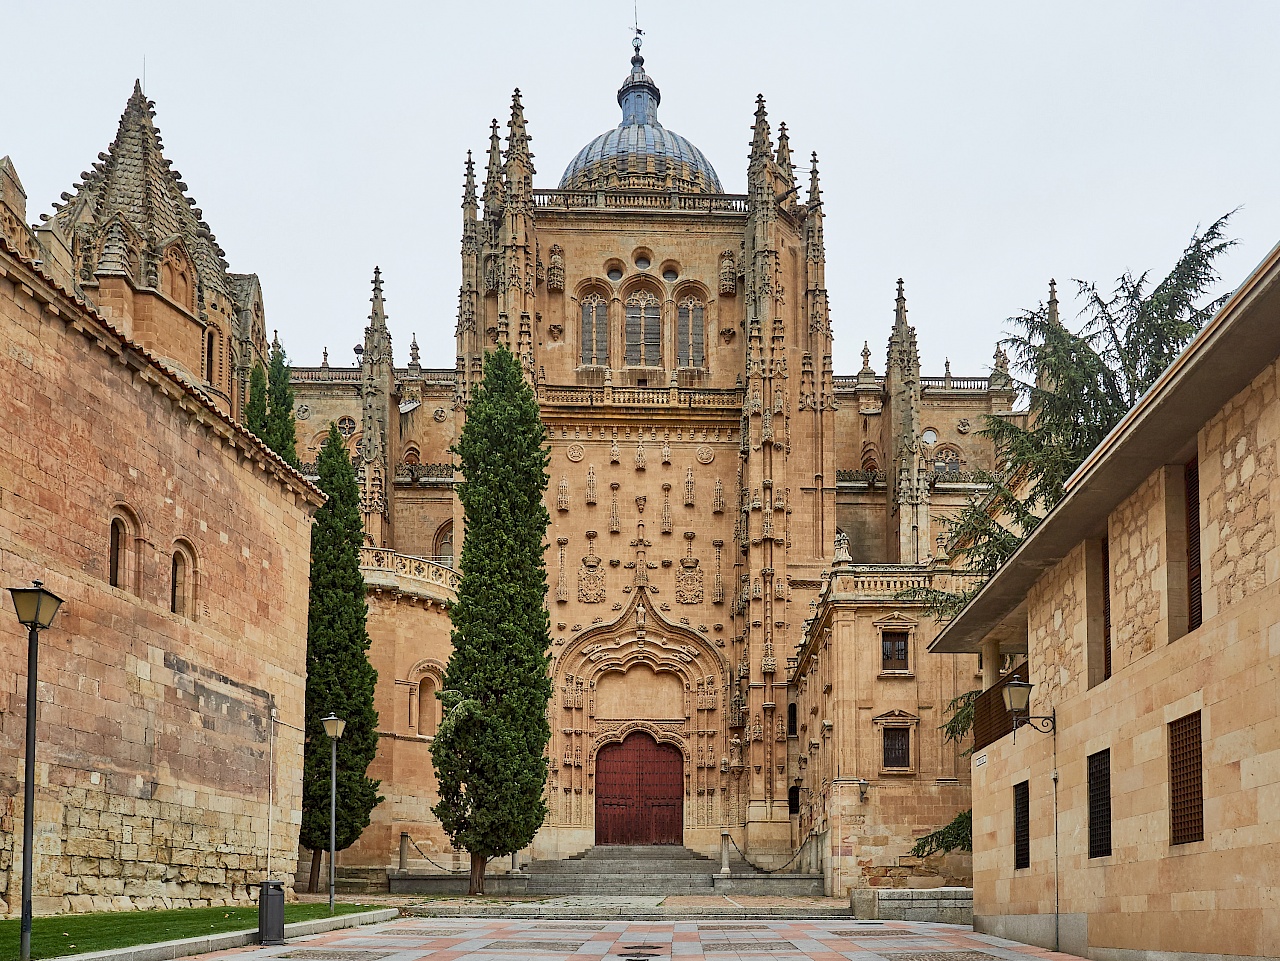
625, 290, 661, 367
677, 296, 705, 368
580, 292, 608, 366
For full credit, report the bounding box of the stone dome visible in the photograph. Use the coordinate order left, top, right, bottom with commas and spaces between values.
558, 38, 723, 194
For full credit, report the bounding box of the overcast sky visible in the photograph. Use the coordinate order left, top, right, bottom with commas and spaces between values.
6, 1, 1277, 379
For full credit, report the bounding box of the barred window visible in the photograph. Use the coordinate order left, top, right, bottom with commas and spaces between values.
1186, 458, 1202, 632
882, 631, 909, 671
625, 290, 661, 366
677, 296, 705, 368
883, 727, 910, 768
1088, 749, 1112, 858
580, 293, 608, 366
1013, 780, 1030, 869
1169, 712, 1204, 845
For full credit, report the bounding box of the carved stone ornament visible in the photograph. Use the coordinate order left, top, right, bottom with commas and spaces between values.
696, 445, 714, 465
578, 532, 605, 603
433, 407, 447, 422
566, 443, 585, 462
676, 532, 703, 604
295, 404, 311, 421
719, 249, 737, 295
957, 418, 971, 434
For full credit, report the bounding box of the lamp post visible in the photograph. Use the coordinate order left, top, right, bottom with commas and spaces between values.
8, 580, 63, 961
320, 713, 345, 914
1001, 675, 1055, 740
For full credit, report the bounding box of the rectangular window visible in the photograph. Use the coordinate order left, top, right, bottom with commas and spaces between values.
881, 631, 909, 672
1013, 780, 1030, 869
1169, 712, 1204, 845
1088, 749, 1112, 858
1101, 537, 1112, 681
883, 727, 910, 768
1186, 458, 1202, 632
677, 301, 705, 367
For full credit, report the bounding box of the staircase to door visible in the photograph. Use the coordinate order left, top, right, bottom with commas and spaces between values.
595, 732, 682, 845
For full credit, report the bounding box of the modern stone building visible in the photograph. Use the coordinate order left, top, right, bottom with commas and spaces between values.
930, 242, 1280, 958
294, 37, 1015, 894
0, 88, 323, 914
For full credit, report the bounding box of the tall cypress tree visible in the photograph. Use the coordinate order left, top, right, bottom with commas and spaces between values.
265, 340, 300, 468
245, 362, 268, 438
431, 345, 552, 895
300, 424, 382, 891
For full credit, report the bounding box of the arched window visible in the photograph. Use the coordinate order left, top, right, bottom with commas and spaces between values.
580, 293, 608, 366
109, 517, 128, 589
434, 521, 454, 568
418, 676, 439, 736
403, 447, 420, 466
204, 329, 217, 384
934, 446, 962, 473
625, 290, 661, 367
677, 296, 705, 368
170, 542, 196, 618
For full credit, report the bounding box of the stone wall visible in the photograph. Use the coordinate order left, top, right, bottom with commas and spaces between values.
1026, 541, 1088, 706
1108, 470, 1169, 669
1200, 358, 1279, 622
0, 246, 319, 914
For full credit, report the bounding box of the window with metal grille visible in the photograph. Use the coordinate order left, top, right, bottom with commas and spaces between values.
676, 297, 705, 368
1169, 712, 1204, 845
1186, 458, 1202, 632
580, 293, 608, 366
883, 727, 910, 768
1013, 780, 1030, 869
625, 290, 661, 366
1101, 537, 1112, 680
1088, 749, 1112, 858
882, 631, 909, 672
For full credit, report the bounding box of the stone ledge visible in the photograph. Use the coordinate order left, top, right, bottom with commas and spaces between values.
851, 886, 973, 923
52, 908, 400, 961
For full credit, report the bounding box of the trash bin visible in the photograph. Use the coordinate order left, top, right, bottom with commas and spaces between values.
259, 879, 285, 945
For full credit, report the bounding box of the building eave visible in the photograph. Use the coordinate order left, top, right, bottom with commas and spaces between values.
930, 237, 1280, 654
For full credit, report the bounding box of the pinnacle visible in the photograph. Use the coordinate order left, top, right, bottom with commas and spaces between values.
808, 151, 822, 204
750, 95, 772, 160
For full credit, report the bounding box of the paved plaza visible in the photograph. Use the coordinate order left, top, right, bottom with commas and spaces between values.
196, 914, 1083, 961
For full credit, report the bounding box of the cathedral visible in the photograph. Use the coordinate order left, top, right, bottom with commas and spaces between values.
0, 33, 1025, 909
291, 36, 1014, 894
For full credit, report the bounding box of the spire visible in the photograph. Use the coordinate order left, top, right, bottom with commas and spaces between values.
861, 341, 873, 371
504, 89, 534, 175
750, 94, 772, 163
462, 150, 477, 214
482, 119, 504, 215
775, 122, 794, 183
894, 278, 908, 329
410, 334, 420, 367
1047, 277, 1061, 327
271, 329, 281, 353
807, 152, 822, 205
369, 266, 387, 328
321, 346, 329, 368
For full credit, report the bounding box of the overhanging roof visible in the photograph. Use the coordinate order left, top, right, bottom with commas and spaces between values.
931, 238, 1280, 653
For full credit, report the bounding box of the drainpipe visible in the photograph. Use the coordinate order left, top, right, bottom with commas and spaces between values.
1052, 727, 1060, 952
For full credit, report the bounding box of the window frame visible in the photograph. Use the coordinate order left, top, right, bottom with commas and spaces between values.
624, 289, 662, 367
873, 710, 919, 776
676, 295, 706, 369
1013, 779, 1030, 870
882, 726, 911, 770
874, 614, 917, 677
579, 292, 609, 367
1169, 711, 1204, 845
1087, 748, 1113, 859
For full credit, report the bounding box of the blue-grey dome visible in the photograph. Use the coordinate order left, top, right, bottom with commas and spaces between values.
559, 39, 723, 194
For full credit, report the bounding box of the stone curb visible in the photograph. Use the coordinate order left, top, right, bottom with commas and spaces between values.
405, 905, 852, 919
55, 908, 401, 961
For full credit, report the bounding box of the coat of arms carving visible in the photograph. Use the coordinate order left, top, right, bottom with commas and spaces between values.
578, 537, 606, 603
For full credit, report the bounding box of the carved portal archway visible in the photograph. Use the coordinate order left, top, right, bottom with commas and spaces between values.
549, 589, 729, 835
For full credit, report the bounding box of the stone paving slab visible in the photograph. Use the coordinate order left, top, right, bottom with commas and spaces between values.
189, 915, 1087, 961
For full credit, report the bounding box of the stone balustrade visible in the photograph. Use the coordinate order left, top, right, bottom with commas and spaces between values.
359, 548, 459, 602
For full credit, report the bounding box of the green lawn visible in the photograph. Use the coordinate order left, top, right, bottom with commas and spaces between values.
0, 903, 378, 961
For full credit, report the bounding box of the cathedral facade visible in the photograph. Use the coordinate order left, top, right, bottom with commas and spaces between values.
294, 39, 1014, 894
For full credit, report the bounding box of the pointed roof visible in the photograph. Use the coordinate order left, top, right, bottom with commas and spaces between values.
504, 89, 534, 173
49, 81, 233, 298
482, 119, 504, 214
750, 95, 772, 163
369, 265, 387, 328
775, 122, 794, 184
808, 152, 822, 205
462, 150, 477, 213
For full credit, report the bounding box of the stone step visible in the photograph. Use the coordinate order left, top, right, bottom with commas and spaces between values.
530, 859, 753, 875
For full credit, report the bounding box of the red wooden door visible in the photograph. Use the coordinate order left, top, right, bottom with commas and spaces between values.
595, 732, 684, 845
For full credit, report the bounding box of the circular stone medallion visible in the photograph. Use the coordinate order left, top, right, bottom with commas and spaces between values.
696, 445, 715, 464
566, 443, 585, 462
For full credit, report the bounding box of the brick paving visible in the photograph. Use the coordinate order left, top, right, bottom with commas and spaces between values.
197, 914, 1086, 960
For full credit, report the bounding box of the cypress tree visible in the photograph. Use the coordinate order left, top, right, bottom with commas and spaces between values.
300, 423, 382, 892
245, 362, 268, 438
431, 345, 552, 895
265, 340, 300, 467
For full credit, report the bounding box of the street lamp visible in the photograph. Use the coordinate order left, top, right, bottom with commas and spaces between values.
1001, 675, 1055, 740
320, 712, 345, 914
8, 580, 63, 961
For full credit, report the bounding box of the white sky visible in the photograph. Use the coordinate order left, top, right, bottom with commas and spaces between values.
5, 1, 1277, 379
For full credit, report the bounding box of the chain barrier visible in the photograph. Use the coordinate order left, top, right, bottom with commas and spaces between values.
726, 831, 813, 874
403, 834, 468, 874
